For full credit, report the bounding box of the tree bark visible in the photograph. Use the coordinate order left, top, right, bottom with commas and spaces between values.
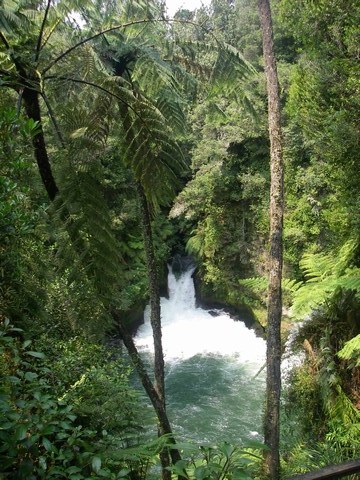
136, 182, 172, 480
22, 85, 59, 201
257, 1, 284, 479
137, 183, 166, 404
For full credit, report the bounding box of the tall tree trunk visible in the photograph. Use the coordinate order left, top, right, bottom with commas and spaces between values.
115, 313, 184, 473
136, 182, 172, 480
258, 1, 284, 479
1, 32, 59, 202
137, 183, 166, 405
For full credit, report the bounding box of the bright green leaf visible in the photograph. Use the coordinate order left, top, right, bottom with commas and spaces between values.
25, 351, 45, 359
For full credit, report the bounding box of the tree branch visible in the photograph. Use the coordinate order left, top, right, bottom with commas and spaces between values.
42, 19, 158, 74
0, 31, 10, 49
35, 0, 52, 62
41, 91, 65, 147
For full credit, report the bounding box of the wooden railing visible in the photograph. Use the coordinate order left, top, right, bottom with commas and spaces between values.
287, 458, 360, 480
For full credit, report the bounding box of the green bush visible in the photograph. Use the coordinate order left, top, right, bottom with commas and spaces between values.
0, 320, 144, 479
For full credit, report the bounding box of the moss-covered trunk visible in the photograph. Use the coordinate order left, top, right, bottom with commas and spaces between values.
258, 0, 284, 478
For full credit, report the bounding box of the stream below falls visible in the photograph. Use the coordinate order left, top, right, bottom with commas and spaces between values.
135, 265, 266, 445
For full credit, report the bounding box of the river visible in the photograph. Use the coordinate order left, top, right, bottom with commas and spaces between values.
135, 265, 266, 445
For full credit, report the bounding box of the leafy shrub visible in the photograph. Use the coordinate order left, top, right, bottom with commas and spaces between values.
33, 334, 150, 442
0, 320, 137, 479
168, 441, 266, 480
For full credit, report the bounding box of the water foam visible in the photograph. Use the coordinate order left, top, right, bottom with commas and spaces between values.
135, 265, 267, 443
135, 267, 266, 366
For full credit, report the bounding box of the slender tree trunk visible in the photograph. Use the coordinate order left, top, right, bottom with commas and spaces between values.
136, 182, 172, 480
137, 183, 166, 404
258, 1, 284, 479
115, 313, 184, 471
1, 32, 59, 202
22, 86, 59, 201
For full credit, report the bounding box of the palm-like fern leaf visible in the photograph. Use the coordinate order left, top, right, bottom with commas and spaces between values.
0, 0, 30, 34
238, 276, 302, 296
54, 165, 123, 303
292, 240, 360, 318
116, 83, 187, 208
155, 87, 187, 135
338, 334, 360, 367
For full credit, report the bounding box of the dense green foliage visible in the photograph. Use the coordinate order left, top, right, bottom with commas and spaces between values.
0, 320, 147, 479
1, 0, 360, 478
281, 289, 360, 476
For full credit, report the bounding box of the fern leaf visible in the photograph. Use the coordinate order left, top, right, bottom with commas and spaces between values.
337, 334, 360, 366
238, 276, 303, 296
292, 241, 360, 318
186, 231, 205, 258
239, 276, 268, 293
54, 165, 124, 304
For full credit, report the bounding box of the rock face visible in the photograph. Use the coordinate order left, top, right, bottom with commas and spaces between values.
193, 269, 266, 338
171, 254, 195, 279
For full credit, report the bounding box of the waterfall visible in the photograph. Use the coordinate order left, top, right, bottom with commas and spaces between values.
281, 321, 306, 383
135, 264, 266, 444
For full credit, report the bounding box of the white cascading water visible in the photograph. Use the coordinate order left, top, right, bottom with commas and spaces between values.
281, 321, 306, 383
135, 265, 266, 444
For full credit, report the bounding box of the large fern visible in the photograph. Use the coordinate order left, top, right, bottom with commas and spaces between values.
238, 276, 302, 301
54, 164, 124, 307
291, 240, 360, 318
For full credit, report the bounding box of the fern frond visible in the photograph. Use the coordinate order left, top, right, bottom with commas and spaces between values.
284, 278, 303, 293
239, 276, 268, 293
0, 0, 30, 34
300, 240, 358, 282
155, 88, 187, 135
337, 334, 360, 366
326, 385, 360, 425
60, 95, 112, 151
238, 276, 303, 296
120, 90, 187, 208
54, 166, 124, 303
292, 241, 360, 318
132, 48, 181, 96
186, 231, 205, 258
